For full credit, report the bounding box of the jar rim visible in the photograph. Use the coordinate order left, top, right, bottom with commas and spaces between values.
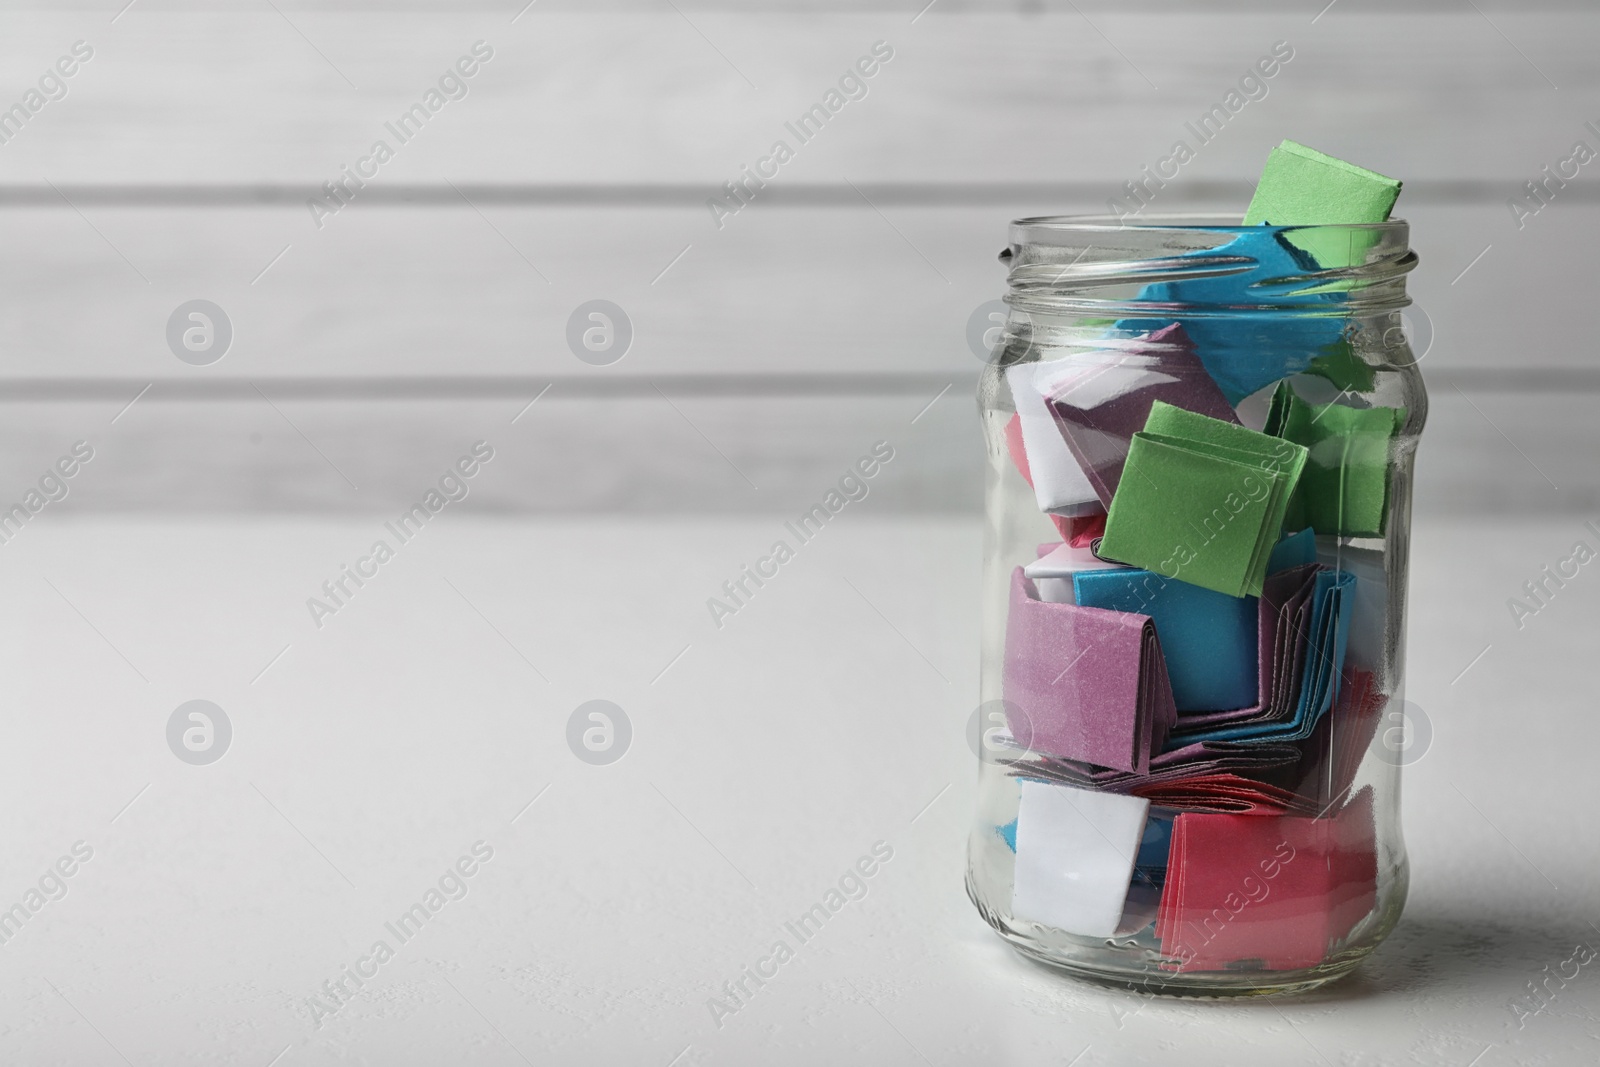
1000, 212, 1416, 317
1010, 213, 1409, 243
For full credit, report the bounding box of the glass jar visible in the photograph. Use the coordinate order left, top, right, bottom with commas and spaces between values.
965, 214, 1426, 995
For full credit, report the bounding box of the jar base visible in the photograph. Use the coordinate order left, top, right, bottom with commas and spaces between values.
1005, 938, 1365, 998
968, 864, 1407, 998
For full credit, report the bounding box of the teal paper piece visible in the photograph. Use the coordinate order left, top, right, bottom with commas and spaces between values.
1073, 568, 1257, 713
1116, 228, 1347, 405
1268, 528, 1317, 573
1173, 569, 1355, 744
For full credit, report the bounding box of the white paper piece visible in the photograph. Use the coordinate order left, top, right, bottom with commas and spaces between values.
1050, 358, 1175, 412
1005, 362, 1102, 517
1012, 780, 1150, 938
1023, 543, 1126, 604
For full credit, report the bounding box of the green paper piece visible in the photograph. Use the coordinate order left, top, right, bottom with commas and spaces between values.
1265, 382, 1405, 538
1100, 402, 1308, 599
1242, 140, 1402, 271
1305, 339, 1377, 394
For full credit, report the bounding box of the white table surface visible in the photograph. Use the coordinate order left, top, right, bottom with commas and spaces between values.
0, 511, 1594, 1066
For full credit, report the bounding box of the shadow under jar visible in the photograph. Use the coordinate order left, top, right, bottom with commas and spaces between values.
966, 215, 1426, 996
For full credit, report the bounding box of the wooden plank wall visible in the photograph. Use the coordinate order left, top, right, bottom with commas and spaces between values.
0, 2, 1594, 514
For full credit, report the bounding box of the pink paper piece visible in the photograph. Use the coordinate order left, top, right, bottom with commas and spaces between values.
1046, 325, 1240, 508
1002, 568, 1177, 774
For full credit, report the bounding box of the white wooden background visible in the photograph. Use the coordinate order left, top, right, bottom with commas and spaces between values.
2, 5, 1599, 1066
0, 1, 1595, 516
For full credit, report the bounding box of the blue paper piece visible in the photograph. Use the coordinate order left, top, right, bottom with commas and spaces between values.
1268, 528, 1317, 573
1073, 568, 1257, 713
1295, 568, 1356, 724
1136, 812, 1174, 871
1115, 229, 1345, 405
1125, 865, 1166, 919
1169, 569, 1355, 744
998, 818, 1017, 852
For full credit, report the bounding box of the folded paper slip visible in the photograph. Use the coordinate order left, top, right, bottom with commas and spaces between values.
1137, 812, 1175, 872
1005, 362, 1105, 517
1266, 382, 1405, 538
1012, 779, 1151, 938
1025, 541, 1127, 604
1003, 568, 1177, 774
1306, 340, 1376, 394
1074, 567, 1257, 713
1068, 512, 1107, 548
1243, 140, 1402, 271
1003, 413, 1105, 544
1099, 402, 1308, 598
1045, 324, 1240, 508
1114, 228, 1348, 405
1007, 740, 1301, 792
1156, 789, 1378, 971
1169, 565, 1355, 744
1130, 772, 1319, 816
1166, 561, 1320, 733
1268, 527, 1317, 574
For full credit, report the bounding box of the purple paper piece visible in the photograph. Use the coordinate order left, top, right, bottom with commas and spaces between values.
1002, 568, 1176, 774
1148, 740, 1299, 772
1045, 324, 1240, 508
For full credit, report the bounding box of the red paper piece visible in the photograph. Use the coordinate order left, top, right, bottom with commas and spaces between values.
1004, 412, 1033, 488
1131, 773, 1316, 816
1067, 512, 1107, 548
1291, 668, 1387, 809
1157, 789, 1377, 972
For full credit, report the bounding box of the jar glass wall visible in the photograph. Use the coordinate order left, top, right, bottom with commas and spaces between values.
965, 215, 1426, 996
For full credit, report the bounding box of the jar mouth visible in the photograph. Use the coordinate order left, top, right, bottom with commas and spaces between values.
1009, 213, 1410, 241
1001, 213, 1415, 316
